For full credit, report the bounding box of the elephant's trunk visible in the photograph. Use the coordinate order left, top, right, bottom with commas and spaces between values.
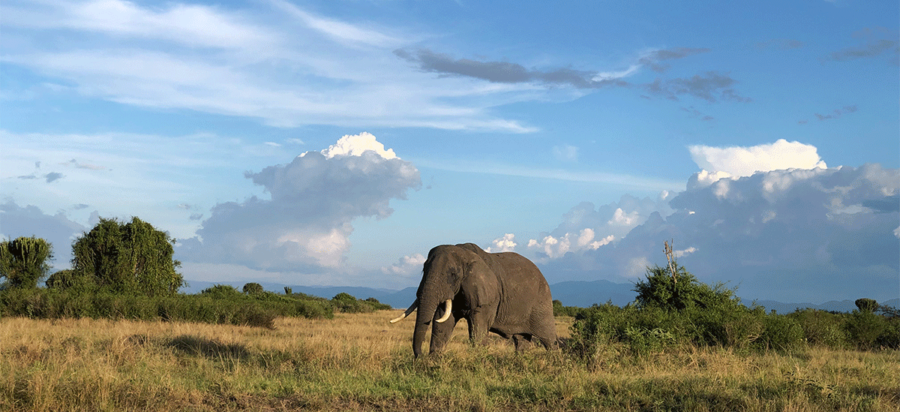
412, 297, 440, 358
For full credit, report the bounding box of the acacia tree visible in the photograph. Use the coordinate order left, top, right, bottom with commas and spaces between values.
0, 236, 53, 290
72, 217, 184, 296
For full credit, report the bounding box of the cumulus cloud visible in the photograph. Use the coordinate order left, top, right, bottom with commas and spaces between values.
179, 133, 421, 272
485, 233, 518, 253
525, 194, 672, 261
381, 253, 426, 277
527, 229, 614, 259
688, 139, 827, 185
0, 201, 87, 268
535, 162, 900, 302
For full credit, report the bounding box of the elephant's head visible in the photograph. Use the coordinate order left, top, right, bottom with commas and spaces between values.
402, 244, 493, 358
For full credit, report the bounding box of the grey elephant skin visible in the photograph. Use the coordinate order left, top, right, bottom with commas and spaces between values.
393, 243, 558, 358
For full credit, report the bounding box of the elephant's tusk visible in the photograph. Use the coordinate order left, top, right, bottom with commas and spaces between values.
435, 299, 453, 323
389, 299, 419, 323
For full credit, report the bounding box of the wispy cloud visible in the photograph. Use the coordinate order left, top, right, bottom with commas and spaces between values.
0, 0, 539, 133
824, 27, 899, 63
394, 48, 628, 88
646, 72, 750, 103
810, 105, 858, 122
412, 158, 682, 192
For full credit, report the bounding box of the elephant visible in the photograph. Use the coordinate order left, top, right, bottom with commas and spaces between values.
390, 243, 558, 358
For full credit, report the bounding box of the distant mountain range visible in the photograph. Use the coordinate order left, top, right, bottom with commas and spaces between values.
181, 279, 899, 314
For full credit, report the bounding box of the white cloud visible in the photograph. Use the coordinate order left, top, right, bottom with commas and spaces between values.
0, 201, 87, 269
381, 253, 426, 276
688, 139, 827, 178
179, 132, 421, 272
527, 228, 613, 259
485, 233, 517, 253
0, 0, 543, 132
268, 0, 399, 47
673, 246, 697, 258
0, 129, 287, 240
538, 162, 900, 302
552, 144, 579, 162
608, 208, 640, 226
315, 132, 397, 160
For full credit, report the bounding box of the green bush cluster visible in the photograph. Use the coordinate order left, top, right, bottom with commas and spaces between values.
552, 299, 586, 317
330, 292, 392, 313
0, 281, 399, 326
569, 264, 900, 360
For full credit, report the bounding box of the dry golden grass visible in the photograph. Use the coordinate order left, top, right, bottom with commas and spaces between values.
1, 311, 898, 411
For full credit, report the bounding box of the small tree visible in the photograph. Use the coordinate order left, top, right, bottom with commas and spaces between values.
243, 282, 264, 295
0, 236, 53, 290
72, 217, 183, 296
45, 269, 97, 292
855, 298, 879, 313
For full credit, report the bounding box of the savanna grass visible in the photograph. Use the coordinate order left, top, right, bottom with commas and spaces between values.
2, 313, 898, 411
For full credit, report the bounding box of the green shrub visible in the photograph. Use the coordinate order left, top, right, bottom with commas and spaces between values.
201, 284, 244, 299
846, 310, 894, 349
242, 282, 264, 295
553, 299, 585, 317
757, 313, 805, 351
789, 309, 848, 349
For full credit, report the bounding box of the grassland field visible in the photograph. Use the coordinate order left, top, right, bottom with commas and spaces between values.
1, 310, 898, 411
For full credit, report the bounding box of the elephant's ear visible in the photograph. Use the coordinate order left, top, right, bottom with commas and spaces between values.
461, 255, 500, 309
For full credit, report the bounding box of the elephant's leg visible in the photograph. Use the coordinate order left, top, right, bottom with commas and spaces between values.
429, 314, 459, 354
467, 309, 496, 346
513, 334, 533, 351
531, 322, 559, 350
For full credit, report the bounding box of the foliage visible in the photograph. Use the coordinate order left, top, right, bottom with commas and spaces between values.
553, 299, 585, 317
200, 284, 243, 300
0, 287, 337, 326
855, 298, 879, 312
71, 217, 183, 296
569, 263, 900, 361
330, 292, 391, 313
242, 282, 264, 295
45, 269, 97, 294
0, 236, 53, 290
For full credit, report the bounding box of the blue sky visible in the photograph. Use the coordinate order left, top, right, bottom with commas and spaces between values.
1, 0, 898, 303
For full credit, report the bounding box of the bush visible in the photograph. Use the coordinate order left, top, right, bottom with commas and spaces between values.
553, 299, 585, 317
789, 309, 848, 348
70, 217, 183, 296
242, 282, 264, 295
201, 284, 243, 299
758, 313, 805, 351
568, 262, 825, 359
0, 286, 336, 325
0, 236, 53, 290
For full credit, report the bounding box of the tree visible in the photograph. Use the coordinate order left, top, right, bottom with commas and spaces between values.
855, 298, 879, 313
243, 282, 264, 295
72, 217, 183, 296
0, 236, 53, 290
